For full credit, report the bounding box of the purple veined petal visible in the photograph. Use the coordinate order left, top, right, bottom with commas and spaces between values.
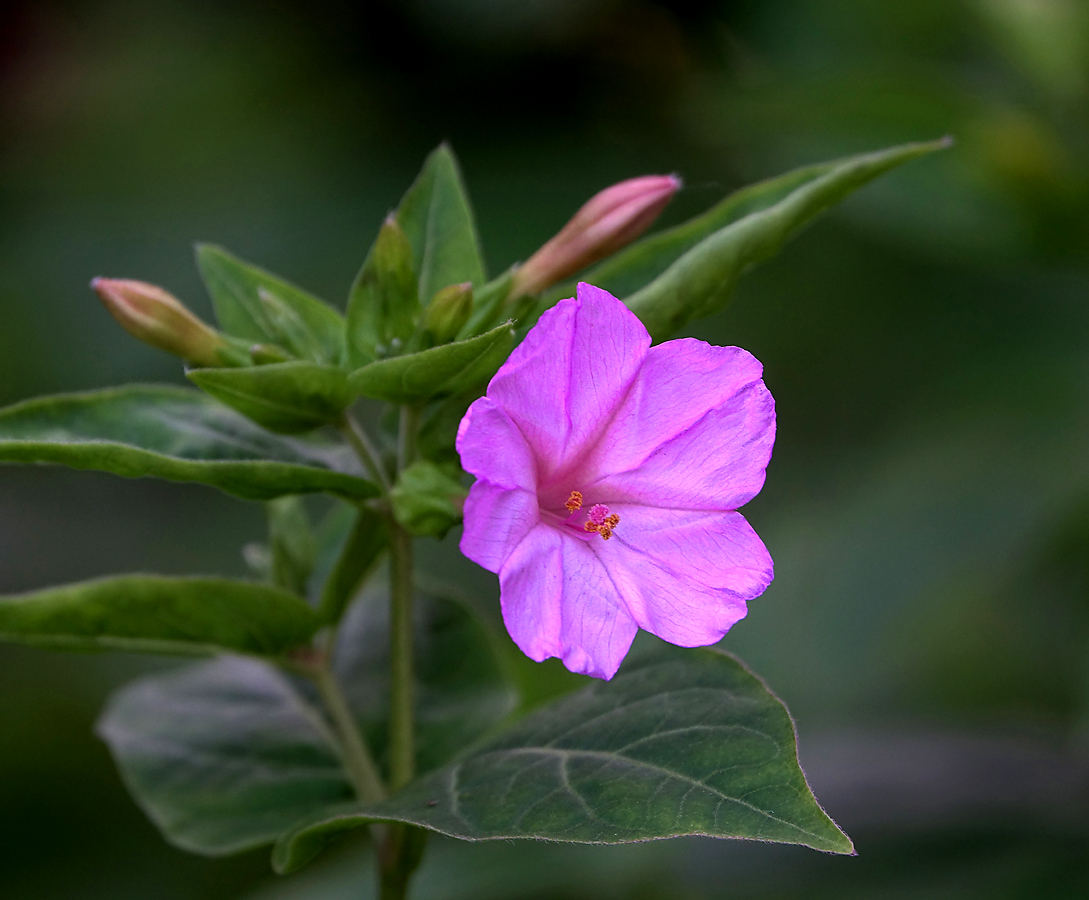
485, 284, 649, 485
584, 341, 775, 510
595, 505, 773, 647
499, 523, 638, 679
456, 396, 538, 490
459, 482, 539, 574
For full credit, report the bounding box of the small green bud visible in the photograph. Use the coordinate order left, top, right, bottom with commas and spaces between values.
423, 282, 473, 344
91, 277, 242, 368
390, 460, 468, 539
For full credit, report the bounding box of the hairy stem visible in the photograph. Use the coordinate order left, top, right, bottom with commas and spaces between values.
339, 413, 392, 494
312, 663, 386, 804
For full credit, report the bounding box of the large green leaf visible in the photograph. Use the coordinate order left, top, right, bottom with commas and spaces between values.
273, 644, 851, 873
196, 244, 345, 364
96, 581, 517, 860
0, 386, 375, 500
348, 322, 513, 405
0, 576, 321, 656
98, 656, 351, 855
625, 138, 951, 340
395, 144, 487, 303
187, 362, 351, 434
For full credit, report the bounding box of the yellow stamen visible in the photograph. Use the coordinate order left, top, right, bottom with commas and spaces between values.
565, 490, 583, 513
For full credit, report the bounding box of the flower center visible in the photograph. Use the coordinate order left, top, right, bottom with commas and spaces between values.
563, 490, 620, 540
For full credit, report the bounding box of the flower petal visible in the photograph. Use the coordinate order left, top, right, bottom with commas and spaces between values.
499, 524, 637, 679
456, 396, 537, 490
584, 340, 774, 511
459, 483, 539, 573
596, 505, 772, 647
485, 284, 649, 484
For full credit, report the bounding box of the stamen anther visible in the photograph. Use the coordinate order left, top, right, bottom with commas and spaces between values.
565, 490, 583, 513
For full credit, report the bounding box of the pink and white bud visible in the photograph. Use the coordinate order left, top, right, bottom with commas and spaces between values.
510, 173, 681, 297
91, 277, 232, 368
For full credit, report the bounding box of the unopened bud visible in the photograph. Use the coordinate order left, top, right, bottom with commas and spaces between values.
510, 174, 681, 297
92, 277, 241, 367
423, 282, 473, 344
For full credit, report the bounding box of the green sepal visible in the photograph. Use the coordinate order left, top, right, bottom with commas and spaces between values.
267, 497, 317, 596
348, 322, 513, 406
96, 580, 518, 861
346, 217, 419, 368
317, 506, 387, 624
390, 461, 467, 538
0, 386, 376, 501
187, 362, 351, 434
626, 138, 952, 341
456, 267, 516, 339
196, 244, 345, 364
396, 144, 487, 305
0, 575, 321, 657
272, 644, 852, 871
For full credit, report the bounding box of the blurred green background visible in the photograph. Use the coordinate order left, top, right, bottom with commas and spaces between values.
2, 0, 1088, 897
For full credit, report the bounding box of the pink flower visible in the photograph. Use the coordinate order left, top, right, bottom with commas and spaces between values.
456, 284, 775, 679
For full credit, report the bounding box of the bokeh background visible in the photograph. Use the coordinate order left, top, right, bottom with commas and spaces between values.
2, 0, 1089, 897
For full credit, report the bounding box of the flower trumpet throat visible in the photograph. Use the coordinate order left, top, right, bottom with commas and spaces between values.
91, 277, 239, 368
510, 174, 681, 297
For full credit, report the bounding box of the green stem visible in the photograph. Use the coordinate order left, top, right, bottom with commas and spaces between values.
387, 518, 415, 792
339, 413, 392, 494
312, 663, 386, 804
397, 406, 420, 472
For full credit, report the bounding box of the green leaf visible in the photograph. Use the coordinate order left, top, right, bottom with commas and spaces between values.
348, 322, 513, 406
98, 655, 352, 855
273, 644, 852, 872
625, 138, 952, 341
0, 575, 321, 656
0, 386, 375, 501
456, 267, 516, 339
187, 362, 351, 434
96, 581, 518, 860
396, 144, 487, 304
196, 244, 345, 364
267, 497, 317, 596
346, 217, 420, 368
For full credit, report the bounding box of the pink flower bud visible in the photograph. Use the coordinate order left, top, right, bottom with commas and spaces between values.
510, 174, 681, 297
91, 277, 235, 368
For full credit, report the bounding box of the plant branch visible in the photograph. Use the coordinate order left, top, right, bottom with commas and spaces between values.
312, 661, 387, 804
339, 413, 392, 495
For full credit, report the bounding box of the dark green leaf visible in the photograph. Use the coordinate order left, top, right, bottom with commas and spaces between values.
0, 576, 321, 656
273, 644, 852, 871
196, 244, 345, 364
348, 323, 513, 405
0, 386, 375, 501
98, 656, 352, 855
396, 144, 487, 304
626, 138, 951, 340
267, 497, 317, 596
96, 580, 517, 861
187, 362, 351, 434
